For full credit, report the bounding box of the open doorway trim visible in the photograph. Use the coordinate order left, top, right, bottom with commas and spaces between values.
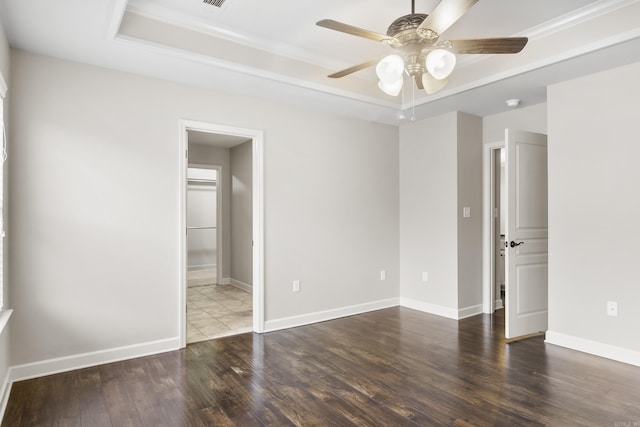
482, 139, 505, 314
178, 120, 265, 348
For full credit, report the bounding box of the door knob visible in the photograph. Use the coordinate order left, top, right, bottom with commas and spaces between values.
509, 241, 524, 248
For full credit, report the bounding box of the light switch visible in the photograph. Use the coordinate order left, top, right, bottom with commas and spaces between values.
463, 207, 471, 218
607, 301, 618, 317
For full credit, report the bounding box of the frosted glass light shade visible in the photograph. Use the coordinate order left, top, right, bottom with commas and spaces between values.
421, 73, 448, 94
376, 55, 405, 83
425, 49, 456, 80
378, 78, 403, 96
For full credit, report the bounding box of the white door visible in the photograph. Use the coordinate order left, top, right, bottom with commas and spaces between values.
505, 129, 548, 340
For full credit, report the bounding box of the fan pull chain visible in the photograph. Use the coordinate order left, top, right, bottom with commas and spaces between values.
411, 77, 416, 121
398, 77, 406, 120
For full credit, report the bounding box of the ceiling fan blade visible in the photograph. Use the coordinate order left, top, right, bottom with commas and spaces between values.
328, 58, 380, 78
448, 37, 528, 54
417, 0, 479, 39
317, 19, 397, 44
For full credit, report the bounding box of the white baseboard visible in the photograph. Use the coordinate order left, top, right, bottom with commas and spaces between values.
399, 297, 459, 319
494, 299, 504, 310
218, 277, 231, 285
230, 278, 252, 293
545, 331, 640, 367
265, 298, 399, 332
8, 337, 180, 383
458, 304, 484, 319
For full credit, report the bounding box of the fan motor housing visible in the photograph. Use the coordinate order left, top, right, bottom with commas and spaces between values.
387, 13, 428, 44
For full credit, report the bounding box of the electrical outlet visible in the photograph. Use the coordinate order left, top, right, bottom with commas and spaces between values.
422, 272, 428, 282
380, 270, 386, 281
293, 280, 300, 292
607, 301, 618, 317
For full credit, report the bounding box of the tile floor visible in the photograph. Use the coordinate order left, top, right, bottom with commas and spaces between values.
187, 280, 253, 343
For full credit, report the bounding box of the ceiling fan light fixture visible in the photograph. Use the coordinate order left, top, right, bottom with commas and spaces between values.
425, 49, 456, 80
376, 54, 405, 83
317, 0, 529, 100
421, 73, 448, 94
378, 78, 404, 96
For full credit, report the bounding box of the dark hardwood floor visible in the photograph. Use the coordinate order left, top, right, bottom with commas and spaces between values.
3, 307, 640, 426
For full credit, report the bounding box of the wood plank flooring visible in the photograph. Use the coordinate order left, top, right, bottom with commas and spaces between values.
3, 307, 640, 426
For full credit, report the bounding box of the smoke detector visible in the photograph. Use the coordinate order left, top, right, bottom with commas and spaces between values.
505, 98, 521, 108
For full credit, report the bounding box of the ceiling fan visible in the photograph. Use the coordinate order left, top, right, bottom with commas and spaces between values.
317, 0, 528, 96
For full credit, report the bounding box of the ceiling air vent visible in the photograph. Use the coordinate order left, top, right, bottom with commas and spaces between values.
203, 0, 226, 7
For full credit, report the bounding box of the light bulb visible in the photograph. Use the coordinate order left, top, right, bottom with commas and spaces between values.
376, 55, 405, 83
422, 73, 448, 94
378, 78, 403, 96
425, 49, 456, 80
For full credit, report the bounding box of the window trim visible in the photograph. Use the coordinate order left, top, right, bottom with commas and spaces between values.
0, 310, 11, 335
0, 70, 6, 314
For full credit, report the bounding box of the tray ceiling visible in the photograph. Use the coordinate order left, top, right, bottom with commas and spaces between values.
1, 0, 639, 124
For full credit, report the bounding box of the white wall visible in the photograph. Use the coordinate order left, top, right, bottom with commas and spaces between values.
399, 111, 482, 317
399, 112, 457, 315
188, 143, 231, 281
456, 113, 483, 310
547, 62, 640, 357
8, 50, 399, 366
230, 141, 252, 288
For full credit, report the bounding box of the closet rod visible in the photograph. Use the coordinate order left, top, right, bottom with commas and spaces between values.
187, 226, 217, 230
188, 178, 217, 184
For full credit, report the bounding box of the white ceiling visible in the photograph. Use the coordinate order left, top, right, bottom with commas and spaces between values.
1, 0, 639, 125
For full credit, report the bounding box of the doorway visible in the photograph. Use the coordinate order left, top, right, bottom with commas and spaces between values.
179, 120, 264, 348
494, 148, 506, 311
482, 130, 549, 340
482, 140, 505, 315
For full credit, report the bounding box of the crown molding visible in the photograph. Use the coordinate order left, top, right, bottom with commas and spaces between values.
113, 32, 398, 110
108, 0, 129, 40
522, 0, 639, 40
122, 4, 350, 72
